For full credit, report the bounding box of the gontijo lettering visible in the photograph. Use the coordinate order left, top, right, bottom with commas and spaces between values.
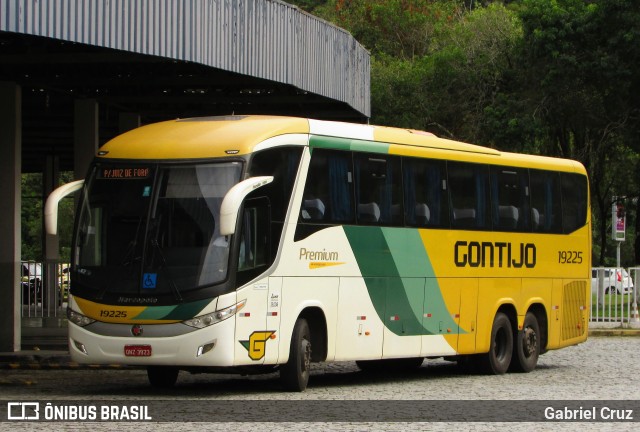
455, 241, 536, 268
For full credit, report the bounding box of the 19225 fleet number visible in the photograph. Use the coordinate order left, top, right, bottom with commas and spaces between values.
558, 250, 583, 264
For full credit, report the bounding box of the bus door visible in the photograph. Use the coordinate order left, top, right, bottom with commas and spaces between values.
235, 277, 270, 365
233, 200, 280, 365
234, 276, 282, 366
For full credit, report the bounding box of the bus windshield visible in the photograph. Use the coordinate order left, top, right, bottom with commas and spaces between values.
74, 161, 242, 299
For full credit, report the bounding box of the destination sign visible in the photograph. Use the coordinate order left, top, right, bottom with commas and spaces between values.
98, 167, 151, 179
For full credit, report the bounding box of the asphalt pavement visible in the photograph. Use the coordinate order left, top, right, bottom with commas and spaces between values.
1, 326, 639, 370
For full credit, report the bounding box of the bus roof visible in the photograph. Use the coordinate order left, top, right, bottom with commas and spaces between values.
97, 115, 585, 174
98, 115, 311, 160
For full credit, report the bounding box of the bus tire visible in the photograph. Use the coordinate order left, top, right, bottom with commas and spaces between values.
479, 312, 513, 375
510, 312, 540, 373
147, 366, 179, 388
280, 318, 311, 392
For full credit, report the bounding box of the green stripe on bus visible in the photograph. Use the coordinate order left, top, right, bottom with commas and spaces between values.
162, 298, 212, 320
132, 298, 211, 321
344, 226, 462, 336
309, 135, 390, 154
132, 305, 177, 320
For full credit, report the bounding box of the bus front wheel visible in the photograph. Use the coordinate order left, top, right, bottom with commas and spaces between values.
510, 312, 540, 373
480, 312, 513, 375
280, 318, 311, 392
147, 366, 179, 388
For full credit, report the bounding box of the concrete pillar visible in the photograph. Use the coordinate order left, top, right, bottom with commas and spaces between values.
0, 82, 22, 351
44, 155, 60, 315
74, 99, 98, 181
119, 112, 140, 133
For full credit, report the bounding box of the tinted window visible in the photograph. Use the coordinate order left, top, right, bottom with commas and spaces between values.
529, 170, 563, 233
561, 173, 588, 233
300, 149, 354, 223
448, 162, 491, 230
490, 166, 530, 231
249, 147, 303, 222
403, 157, 449, 227
354, 153, 402, 225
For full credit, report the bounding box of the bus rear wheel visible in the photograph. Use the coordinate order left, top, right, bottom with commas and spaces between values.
510, 312, 540, 373
480, 312, 513, 375
147, 366, 179, 388
280, 318, 311, 392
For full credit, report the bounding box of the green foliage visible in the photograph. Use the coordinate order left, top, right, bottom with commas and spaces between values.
516, 0, 640, 264
21, 173, 43, 261
368, 2, 523, 142
286, 0, 329, 13
21, 171, 75, 262
309, 0, 640, 265
315, 0, 460, 59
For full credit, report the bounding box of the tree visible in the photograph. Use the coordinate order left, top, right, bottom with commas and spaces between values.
368, 2, 522, 143
517, 0, 640, 265
287, 0, 329, 13
21, 171, 75, 262
315, 0, 460, 59
21, 173, 43, 261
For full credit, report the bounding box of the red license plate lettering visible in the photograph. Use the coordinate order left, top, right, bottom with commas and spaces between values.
124, 345, 152, 357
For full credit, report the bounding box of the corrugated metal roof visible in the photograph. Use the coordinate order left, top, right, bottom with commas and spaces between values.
0, 0, 370, 117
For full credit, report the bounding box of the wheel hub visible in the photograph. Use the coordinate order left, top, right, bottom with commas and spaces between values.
523, 327, 537, 357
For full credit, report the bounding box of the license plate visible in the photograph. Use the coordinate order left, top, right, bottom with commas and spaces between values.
124, 345, 152, 357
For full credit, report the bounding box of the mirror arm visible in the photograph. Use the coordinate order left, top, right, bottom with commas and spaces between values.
220, 176, 273, 235
45, 179, 85, 235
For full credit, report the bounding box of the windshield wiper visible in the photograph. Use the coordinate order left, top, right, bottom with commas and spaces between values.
121, 216, 144, 267
150, 238, 183, 302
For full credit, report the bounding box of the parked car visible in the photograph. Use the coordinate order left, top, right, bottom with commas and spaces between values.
591, 268, 635, 295
59, 266, 70, 303
21, 262, 42, 305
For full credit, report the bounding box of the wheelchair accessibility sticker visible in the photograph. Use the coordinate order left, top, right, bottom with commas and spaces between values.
143, 273, 157, 289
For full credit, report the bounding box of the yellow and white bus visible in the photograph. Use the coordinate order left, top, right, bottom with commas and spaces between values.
46, 115, 590, 391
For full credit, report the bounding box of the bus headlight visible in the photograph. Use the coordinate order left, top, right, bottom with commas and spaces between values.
183, 299, 246, 329
67, 308, 96, 327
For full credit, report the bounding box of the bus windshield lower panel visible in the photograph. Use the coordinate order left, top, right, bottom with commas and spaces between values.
74, 162, 242, 300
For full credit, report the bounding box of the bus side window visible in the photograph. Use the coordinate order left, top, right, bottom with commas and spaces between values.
529, 170, 563, 233
249, 146, 303, 262
561, 173, 588, 233
403, 157, 449, 228
354, 153, 402, 225
448, 162, 490, 230
300, 149, 354, 223
490, 167, 530, 232
248, 147, 303, 223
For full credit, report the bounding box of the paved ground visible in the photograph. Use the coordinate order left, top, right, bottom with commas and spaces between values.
0, 334, 639, 431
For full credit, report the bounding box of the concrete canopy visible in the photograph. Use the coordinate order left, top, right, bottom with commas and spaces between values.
0, 0, 371, 172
